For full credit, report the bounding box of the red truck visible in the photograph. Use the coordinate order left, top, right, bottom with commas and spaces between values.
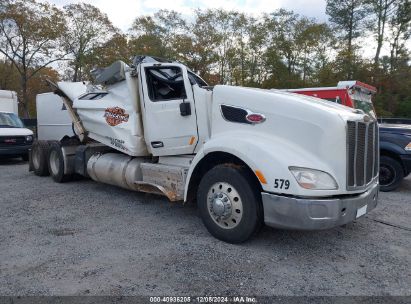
284, 81, 377, 118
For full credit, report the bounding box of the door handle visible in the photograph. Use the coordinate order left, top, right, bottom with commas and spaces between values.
180, 102, 191, 116
151, 141, 164, 148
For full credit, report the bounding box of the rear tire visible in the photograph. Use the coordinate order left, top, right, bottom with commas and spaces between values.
47, 141, 72, 183
379, 156, 404, 192
197, 164, 263, 243
32, 140, 50, 176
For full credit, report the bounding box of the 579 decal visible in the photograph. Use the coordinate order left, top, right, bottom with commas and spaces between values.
274, 179, 290, 190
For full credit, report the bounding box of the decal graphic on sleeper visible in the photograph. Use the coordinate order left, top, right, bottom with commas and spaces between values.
104, 107, 129, 126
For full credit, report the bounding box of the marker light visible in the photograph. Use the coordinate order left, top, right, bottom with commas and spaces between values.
406, 142, 411, 152
246, 113, 266, 124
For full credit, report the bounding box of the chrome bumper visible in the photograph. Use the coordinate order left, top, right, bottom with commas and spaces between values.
262, 182, 379, 230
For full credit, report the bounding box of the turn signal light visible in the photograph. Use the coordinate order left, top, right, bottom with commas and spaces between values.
246, 113, 266, 124
255, 170, 267, 184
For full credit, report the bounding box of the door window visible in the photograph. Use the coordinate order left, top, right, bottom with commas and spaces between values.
145, 67, 187, 101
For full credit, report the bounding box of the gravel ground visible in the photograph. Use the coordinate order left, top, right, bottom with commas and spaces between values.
0, 158, 410, 296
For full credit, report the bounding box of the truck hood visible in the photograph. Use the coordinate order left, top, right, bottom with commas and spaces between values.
211, 85, 373, 195
214, 86, 365, 122
0, 127, 33, 136
268, 88, 362, 118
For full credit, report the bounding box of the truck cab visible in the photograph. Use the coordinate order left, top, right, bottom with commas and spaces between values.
0, 90, 33, 160
30, 56, 379, 243
378, 119, 411, 191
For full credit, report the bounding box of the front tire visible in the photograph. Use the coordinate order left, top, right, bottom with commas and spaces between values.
197, 164, 263, 243
379, 156, 404, 192
48, 141, 72, 183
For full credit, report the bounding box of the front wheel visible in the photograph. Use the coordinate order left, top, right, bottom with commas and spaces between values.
197, 164, 263, 243
379, 156, 404, 192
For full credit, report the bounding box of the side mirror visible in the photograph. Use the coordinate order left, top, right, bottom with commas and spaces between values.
180, 101, 191, 116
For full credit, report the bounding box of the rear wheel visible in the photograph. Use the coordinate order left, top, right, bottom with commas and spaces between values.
32, 140, 50, 176
379, 156, 404, 192
48, 141, 72, 183
197, 164, 263, 243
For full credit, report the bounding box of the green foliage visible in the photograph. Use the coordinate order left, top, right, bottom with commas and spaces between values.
0, 60, 59, 117
63, 2, 119, 81
0, 2, 410, 118
0, 0, 67, 117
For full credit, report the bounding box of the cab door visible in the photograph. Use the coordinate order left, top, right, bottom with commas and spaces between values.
139, 63, 198, 156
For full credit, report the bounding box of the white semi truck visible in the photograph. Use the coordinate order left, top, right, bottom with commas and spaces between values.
30, 56, 379, 243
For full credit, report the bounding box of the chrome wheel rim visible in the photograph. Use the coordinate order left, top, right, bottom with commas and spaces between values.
207, 182, 243, 229
49, 150, 60, 176
32, 147, 40, 169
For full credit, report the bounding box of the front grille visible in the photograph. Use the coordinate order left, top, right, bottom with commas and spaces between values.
0, 136, 27, 147
346, 120, 379, 190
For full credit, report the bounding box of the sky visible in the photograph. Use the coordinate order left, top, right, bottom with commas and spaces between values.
49, 0, 328, 32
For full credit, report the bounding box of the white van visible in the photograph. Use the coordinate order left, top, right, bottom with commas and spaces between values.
0, 90, 18, 114
0, 90, 33, 160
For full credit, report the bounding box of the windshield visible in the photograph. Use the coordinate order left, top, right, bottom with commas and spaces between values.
352, 99, 376, 118
351, 90, 377, 118
0, 112, 24, 128
188, 71, 209, 87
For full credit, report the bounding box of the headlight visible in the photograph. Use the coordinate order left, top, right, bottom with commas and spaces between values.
406, 142, 411, 151
25, 135, 33, 142
289, 167, 338, 190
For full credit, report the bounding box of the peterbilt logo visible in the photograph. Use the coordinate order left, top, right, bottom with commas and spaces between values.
104, 107, 129, 126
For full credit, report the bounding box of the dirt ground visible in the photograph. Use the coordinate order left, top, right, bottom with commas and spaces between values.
0, 158, 410, 296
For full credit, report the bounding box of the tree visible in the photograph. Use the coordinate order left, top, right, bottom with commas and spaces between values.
0, 58, 19, 90
0, 0, 67, 117
366, 0, 397, 67
82, 33, 131, 80
64, 3, 118, 82
129, 10, 187, 59
264, 10, 334, 88
388, 0, 411, 71
189, 9, 222, 82
326, 0, 368, 78
26, 67, 60, 116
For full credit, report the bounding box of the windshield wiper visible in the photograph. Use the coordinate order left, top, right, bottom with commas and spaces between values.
0, 125, 18, 128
